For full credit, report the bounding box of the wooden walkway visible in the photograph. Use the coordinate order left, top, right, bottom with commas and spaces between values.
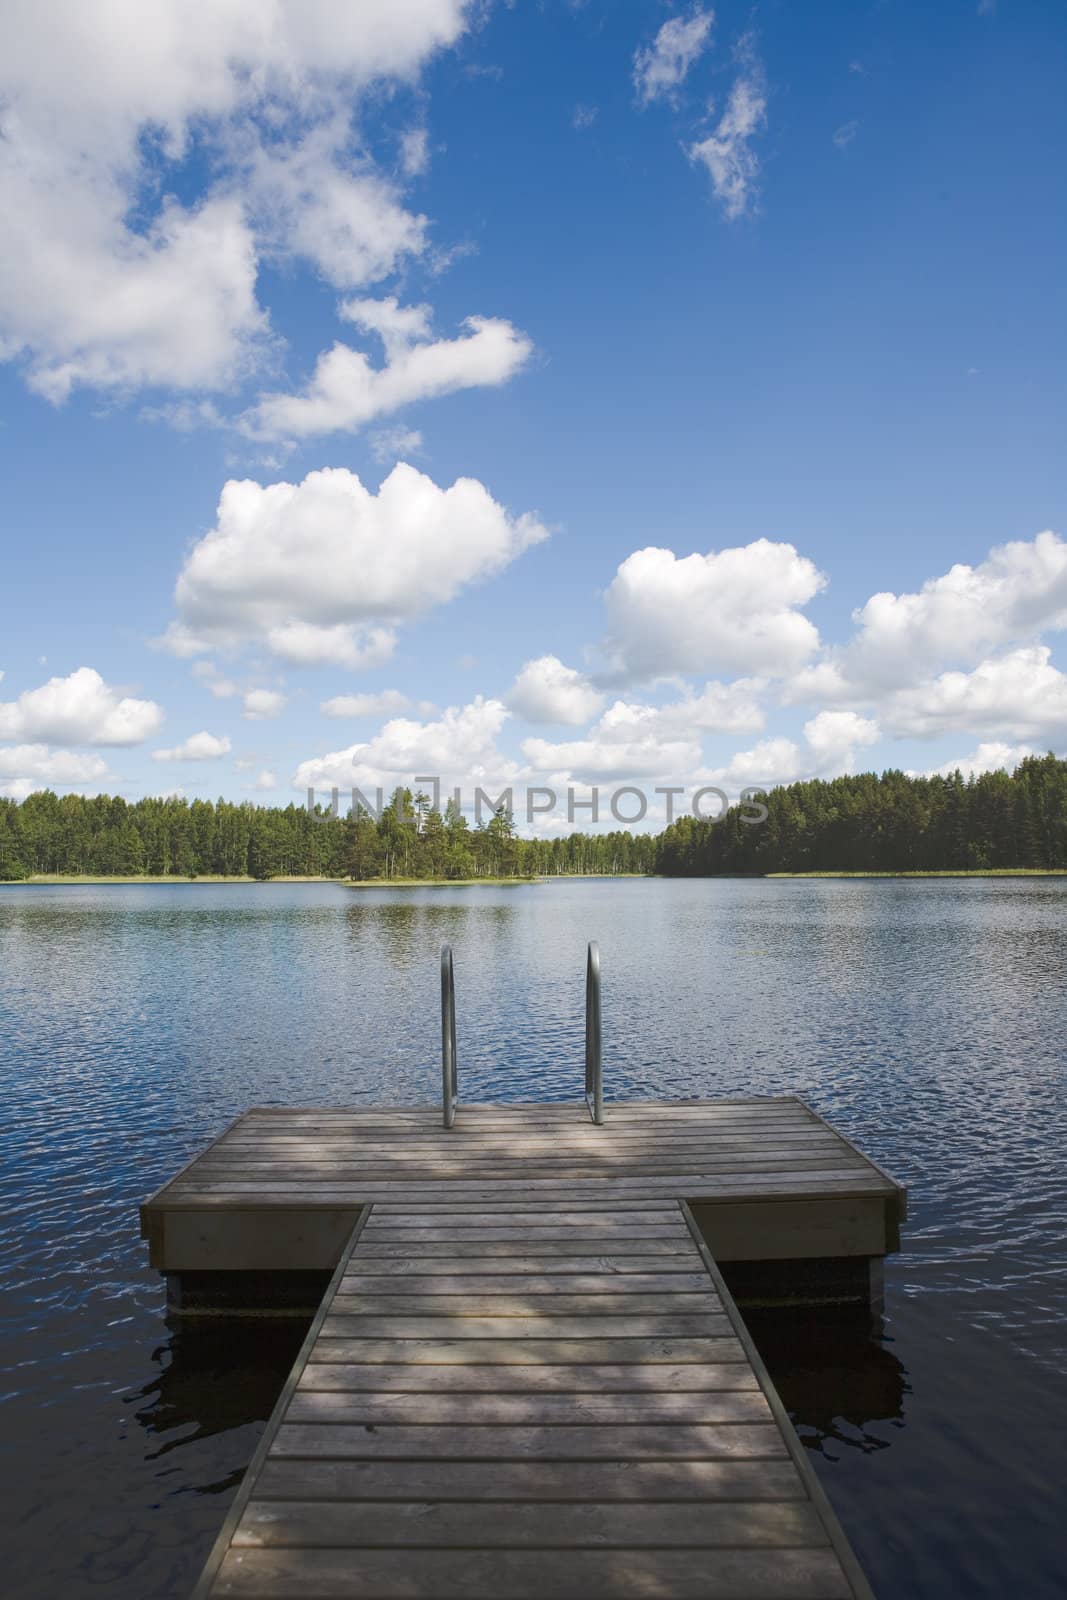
192, 1197, 876, 1599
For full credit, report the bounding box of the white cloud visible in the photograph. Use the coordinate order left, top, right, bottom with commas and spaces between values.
294, 696, 512, 791
659, 679, 767, 733
920, 741, 1036, 781
369, 425, 424, 463
242, 688, 287, 720
699, 711, 879, 790
572, 105, 598, 131
885, 647, 1067, 741
508, 657, 606, 726
165, 462, 548, 665
192, 661, 240, 698
790, 530, 1067, 701
518, 681, 764, 782
265, 623, 398, 671
0, 667, 163, 746
0, 744, 111, 798
523, 721, 702, 783
700, 736, 804, 791
833, 121, 859, 149
240, 306, 532, 442
688, 39, 767, 219
0, 2, 472, 401
803, 709, 880, 768
634, 10, 714, 106
399, 127, 430, 176
320, 690, 412, 718
152, 731, 232, 761
601, 538, 824, 683
250, 769, 278, 791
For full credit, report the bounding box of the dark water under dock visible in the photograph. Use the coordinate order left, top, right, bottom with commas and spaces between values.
1, 877, 1066, 1597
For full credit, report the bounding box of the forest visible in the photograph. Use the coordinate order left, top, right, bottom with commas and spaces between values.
0, 755, 1065, 881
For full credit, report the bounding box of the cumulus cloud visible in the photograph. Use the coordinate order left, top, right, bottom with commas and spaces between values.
0, 667, 163, 746
634, 9, 714, 105
0, 1, 471, 402
700, 710, 880, 790
242, 689, 287, 720
164, 463, 548, 666
884, 647, 1067, 741
803, 709, 880, 767
250, 769, 278, 791
508, 657, 606, 726
688, 38, 767, 219
600, 538, 824, 683
152, 731, 232, 761
240, 304, 532, 442
788, 530, 1067, 702
518, 680, 764, 782
294, 696, 513, 792
0, 744, 111, 798
320, 690, 412, 718
919, 741, 1038, 781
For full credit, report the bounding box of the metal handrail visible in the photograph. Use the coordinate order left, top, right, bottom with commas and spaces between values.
584, 940, 603, 1125
441, 943, 459, 1128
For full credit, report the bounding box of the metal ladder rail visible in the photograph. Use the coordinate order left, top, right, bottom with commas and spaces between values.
441, 944, 458, 1129
585, 939, 603, 1125
441, 939, 603, 1127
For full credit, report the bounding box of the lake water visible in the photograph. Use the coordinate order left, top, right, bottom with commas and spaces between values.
1, 877, 1065, 1598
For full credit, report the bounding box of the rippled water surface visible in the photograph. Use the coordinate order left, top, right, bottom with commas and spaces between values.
1, 878, 1065, 1597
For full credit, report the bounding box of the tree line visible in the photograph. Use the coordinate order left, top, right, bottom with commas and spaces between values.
0, 788, 655, 881
656, 755, 1067, 874
0, 756, 1064, 881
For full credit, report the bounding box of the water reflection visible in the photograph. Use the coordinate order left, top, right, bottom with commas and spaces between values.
744, 1306, 909, 1459
130, 1315, 308, 1491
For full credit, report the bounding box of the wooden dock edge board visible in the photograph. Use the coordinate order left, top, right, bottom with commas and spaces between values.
678, 1200, 876, 1600
140, 1111, 250, 1222
794, 1096, 908, 1228
189, 1206, 373, 1600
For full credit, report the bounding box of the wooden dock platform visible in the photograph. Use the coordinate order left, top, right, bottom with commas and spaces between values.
140, 1098, 904, 1597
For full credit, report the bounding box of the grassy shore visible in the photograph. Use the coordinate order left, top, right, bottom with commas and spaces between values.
343, 876, 541, 888
766, 868, 1067, 878
3, 874, 339, 885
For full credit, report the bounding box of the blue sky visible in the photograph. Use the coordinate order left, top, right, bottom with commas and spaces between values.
1, 0, 1065, 829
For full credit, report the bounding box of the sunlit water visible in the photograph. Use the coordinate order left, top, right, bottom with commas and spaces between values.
1, 878, 1065, 1597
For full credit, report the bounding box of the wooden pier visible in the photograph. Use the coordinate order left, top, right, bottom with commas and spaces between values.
141, 1098, 905, 1598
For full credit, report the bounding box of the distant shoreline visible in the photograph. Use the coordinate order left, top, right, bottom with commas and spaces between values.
4, 868, 1066, 887
765, 868, 1067, 878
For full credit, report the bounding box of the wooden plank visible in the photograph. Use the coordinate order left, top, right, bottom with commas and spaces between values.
318, 1313, 733, 1339
342, 1257, 715, 1276
327, 1293, 723, 1316
308, 1337, 747, 1364
272, 1421, 789, 1459
691, 1196, 889, 1262
351, 1241, 701, 1258
208, 1545, 851, 1598
338, 1273, 716, 1293
251, 1457, 806, 1502
164, 1172, 892, 1197
284, 1390, 772, 1424
233, 1497, 825, 1548
297, 1362, 757, 1392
